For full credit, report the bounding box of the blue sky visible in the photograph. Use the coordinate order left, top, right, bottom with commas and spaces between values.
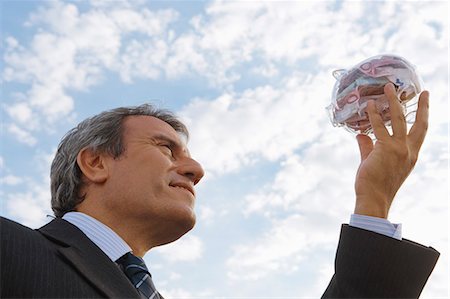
1, 1, 448, 298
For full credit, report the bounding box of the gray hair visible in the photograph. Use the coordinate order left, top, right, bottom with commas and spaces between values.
50, 104, 188, 217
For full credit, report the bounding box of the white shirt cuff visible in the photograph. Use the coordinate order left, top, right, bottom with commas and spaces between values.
349, 214, 402, 240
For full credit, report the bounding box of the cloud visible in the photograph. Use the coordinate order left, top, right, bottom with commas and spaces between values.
7, 124, 37, 146
5, 179, 52, 228
244, 141, 356, 218
154, 234, 204, 263
179, 0, 446, 177
226, 214, 338, 281
3, 149, 56, 227
197, 205, 215, 223
118, 39, 169, 82
157, 288, 192, 299
251, 63, 279, 78
0, 175, 23, 186
181, 71, 335, 176
4, 0, 447, 147
157, 287, 214, 299
5, 102, 33, 124
225, 131, 358, 282
3, 1, 179, 143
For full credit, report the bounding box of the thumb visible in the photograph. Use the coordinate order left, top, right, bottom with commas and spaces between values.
356, 134, 373, 161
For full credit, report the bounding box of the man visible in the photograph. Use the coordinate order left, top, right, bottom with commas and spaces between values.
1, 83, 439, 298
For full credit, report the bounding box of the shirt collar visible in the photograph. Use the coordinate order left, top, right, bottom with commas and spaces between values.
63, 212, 131, 262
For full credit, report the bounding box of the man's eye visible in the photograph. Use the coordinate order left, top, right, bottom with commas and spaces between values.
160, 144, 174, 156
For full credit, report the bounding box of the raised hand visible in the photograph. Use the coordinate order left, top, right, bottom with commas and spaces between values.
354, 83, 429, 218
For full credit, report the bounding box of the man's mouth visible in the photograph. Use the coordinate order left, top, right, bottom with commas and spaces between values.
169, 182, 195, 197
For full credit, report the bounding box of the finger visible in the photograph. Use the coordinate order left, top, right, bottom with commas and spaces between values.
356, 134, 373, 161
385, 83, 407, 138
408, 90, 429, 151
366, 100, 390, 140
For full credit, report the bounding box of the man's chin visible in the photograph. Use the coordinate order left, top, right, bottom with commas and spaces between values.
158, 212, 196, 246
176, 211, 196, 235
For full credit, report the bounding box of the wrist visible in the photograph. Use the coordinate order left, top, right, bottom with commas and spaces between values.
354, 197, 390, 219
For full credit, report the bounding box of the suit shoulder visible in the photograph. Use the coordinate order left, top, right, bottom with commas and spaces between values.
1, 216, 54, 252
1, 217, 59, 283
1, 216, 39, 237
1, 216, 35, 236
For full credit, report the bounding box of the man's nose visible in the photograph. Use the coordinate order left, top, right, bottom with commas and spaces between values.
176, 158, 205, 185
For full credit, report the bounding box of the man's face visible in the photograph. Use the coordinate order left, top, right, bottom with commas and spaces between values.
102, 116, 204, 247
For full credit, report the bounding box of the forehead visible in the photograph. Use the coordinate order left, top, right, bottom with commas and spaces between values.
122, 115, 187, 145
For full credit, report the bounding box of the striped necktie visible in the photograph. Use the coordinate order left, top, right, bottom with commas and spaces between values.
117, 252, 160, 299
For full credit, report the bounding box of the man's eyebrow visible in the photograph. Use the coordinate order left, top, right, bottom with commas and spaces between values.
152, 134, 182, 149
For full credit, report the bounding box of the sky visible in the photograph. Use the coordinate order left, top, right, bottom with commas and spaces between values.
0, 0, 448, 298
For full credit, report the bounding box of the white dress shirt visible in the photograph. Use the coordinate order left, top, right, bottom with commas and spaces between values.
63, 212, 131, 262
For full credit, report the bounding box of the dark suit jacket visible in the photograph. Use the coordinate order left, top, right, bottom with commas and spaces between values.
1, 217, 141, 298
1, 217, 439, 298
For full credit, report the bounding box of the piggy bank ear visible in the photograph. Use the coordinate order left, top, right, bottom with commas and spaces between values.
332, 69, 347, 80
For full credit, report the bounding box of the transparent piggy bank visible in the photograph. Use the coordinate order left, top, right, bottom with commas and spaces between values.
327, 54, 422, 134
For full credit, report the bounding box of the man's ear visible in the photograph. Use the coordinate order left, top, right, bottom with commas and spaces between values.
76, 147, 110, 183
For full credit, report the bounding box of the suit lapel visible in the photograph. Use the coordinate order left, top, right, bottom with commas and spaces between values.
39, 218, 140, 298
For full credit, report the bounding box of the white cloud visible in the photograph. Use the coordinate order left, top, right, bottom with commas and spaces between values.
156, 288, 191, 299
3, 1, 179, 142
118, 39, 168, 82
5, 179, 52, 228
165, 33, 209, 80
251, 63, 279, 78
5, 102, 33, 124
29, 84, 75, 122
247, 128, 359, 213
178, 0, 447, 177
158, 288, 215, 299
225, 130, 358, 283
0, 175, 23, 186
154, 234, 204, 263
182, 71, 335, 176
226, 214, 338, 281
7, 124, 37, 146
312, 263, 336, 298
197, 205, 215, 223
168, 272, 182, 281
4, 0, 447, 145
3, 150, 56, 227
